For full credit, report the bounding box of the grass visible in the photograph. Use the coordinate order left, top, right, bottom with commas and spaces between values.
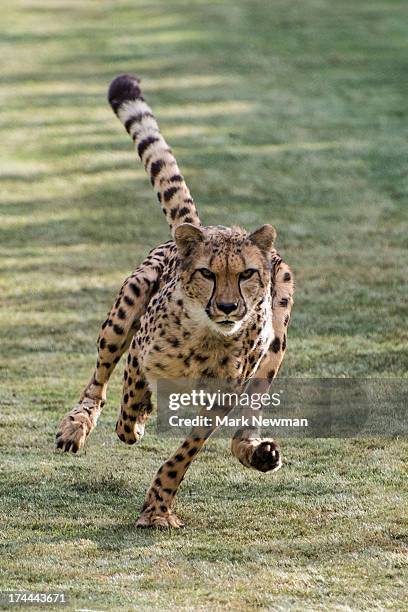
0, 0, 407, 609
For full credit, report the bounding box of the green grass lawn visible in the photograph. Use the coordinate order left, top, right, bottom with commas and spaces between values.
0, 0, 407, 609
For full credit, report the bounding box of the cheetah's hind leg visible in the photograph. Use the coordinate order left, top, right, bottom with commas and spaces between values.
115, 341, 153, 445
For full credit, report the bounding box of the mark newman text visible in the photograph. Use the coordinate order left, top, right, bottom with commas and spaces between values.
168, 415, 309, 428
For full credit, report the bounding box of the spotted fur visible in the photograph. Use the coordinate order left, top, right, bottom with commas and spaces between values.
108, 74, 200, 234
56, 75, 294, 529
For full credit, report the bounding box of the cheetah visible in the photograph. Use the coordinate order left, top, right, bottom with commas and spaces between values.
56, 74, 294, 528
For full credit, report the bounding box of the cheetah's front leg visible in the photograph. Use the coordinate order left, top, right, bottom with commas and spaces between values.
231, 260, 293, 472
56, 257, 162, 452
231, 377, 283, 472
232, 430, 282, 472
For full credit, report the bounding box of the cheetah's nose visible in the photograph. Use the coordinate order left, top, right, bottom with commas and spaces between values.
217, 302, 238, 315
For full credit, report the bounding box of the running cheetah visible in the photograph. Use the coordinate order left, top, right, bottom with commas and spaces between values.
56, 75, 294, 528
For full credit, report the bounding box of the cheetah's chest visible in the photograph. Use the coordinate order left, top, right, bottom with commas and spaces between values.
135, 281, 272, 384
138, 313, 271, 385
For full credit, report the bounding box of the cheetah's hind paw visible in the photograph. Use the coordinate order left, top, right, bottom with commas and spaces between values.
136, 506, 185, 529
55, 400, 100, 453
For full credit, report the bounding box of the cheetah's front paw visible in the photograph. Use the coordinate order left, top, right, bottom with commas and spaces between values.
55, 399, 101, 453
249, 439, 282, 473
136, 505, 185, 529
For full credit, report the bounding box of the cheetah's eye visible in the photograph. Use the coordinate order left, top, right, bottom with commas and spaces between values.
240, 268, 257, 280
197, 268, 215, 280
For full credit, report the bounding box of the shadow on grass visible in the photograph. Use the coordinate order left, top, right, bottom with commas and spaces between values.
2, 461, 402, 560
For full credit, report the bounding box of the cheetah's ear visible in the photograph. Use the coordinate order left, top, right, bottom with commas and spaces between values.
174, 223, 205, 258
249, 224, 277, 252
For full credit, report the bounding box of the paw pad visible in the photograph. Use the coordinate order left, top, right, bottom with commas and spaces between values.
251, 440, 281, 473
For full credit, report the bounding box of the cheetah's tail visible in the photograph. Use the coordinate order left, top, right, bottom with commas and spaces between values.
108, 74, 201, 237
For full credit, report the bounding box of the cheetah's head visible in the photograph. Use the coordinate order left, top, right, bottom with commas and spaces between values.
175, 223, 276, 335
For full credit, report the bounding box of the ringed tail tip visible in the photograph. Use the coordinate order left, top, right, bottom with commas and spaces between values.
108, 74, 142, 114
